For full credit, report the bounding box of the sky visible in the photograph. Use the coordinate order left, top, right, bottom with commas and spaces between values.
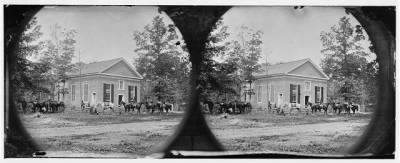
32, 6, 374, 66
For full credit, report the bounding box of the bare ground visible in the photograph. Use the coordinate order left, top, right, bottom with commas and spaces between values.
19, 108, 371, 158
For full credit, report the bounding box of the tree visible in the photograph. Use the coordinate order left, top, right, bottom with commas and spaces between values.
198, 18, 234, 102
320, 16, 376, 104
39, 24, 77, 100
228, 25, 263, 102
10, 17, 44, 101
133, 15, 190, 103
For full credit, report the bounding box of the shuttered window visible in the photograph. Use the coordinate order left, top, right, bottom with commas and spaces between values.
103, 83, 114, 102
315, 86, 322, 103
128, 86, 134, 102
290, 84, 297, 103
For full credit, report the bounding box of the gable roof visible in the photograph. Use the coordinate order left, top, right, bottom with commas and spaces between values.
67, 57, 143, 79
254, 58, 329, 80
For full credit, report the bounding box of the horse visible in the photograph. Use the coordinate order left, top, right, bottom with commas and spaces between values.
213, 103, 222, 114
102, 102, 115, 113
204, 100, 214, 114
146, 102, 154, 113
343, 102, 351, 116
321, 103, 328, 116
135, 102, 143, 113
289, 103, 301, 113
334, 102, 343, 115
334, 102, 350, 116
156, 102, 163, 114
349, 102, 359, 115
245, 102, 252, 113
30, 101, 41, 113
57, 101, 65, 113
164, 103, 173, 113
310, 102, 319, 113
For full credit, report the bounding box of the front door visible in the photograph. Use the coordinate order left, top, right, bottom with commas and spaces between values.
118, 95, 124, 105
305, 96, 309, 105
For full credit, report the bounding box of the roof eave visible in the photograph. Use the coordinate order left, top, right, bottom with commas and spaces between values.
67, 73, 143, 80
255, 73, 329, 81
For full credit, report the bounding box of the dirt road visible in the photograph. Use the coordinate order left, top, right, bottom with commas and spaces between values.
21, 111, 370, 157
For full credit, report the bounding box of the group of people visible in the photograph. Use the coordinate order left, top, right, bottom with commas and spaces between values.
267, 101, 360, 116
17, 99, 65, 114
201, 101, 252, 115
81, 100, 173, 114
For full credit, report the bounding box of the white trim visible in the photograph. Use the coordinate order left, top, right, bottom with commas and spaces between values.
255, 59, 330, 80
120, 58, 144, 79
100, 58, 144, 79
68, 73, 142, 80
99, 58, 124, 74
256, 73, 329, 81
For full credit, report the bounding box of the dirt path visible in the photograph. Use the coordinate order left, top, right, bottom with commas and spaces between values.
212, 120, 366, 139
26, 120, 180, 138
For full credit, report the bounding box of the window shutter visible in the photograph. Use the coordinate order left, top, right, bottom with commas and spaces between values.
111, 84, 114, 103
298, 84, 300, 104
103, 84, 107, 102
321, 87, 324, 103
128, 86, 132, 102
134, 86, 137, 102
315, 86, 317, 103
290, 84, 293, 103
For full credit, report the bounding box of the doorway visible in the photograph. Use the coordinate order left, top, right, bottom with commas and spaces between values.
305, 96, 309, 105
118, 95, 124, 105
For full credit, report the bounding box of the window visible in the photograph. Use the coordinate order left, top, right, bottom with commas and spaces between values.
257, 85, 262, 103
305, 81, 311, 91
83, 83, 89, 102
315, 86, 324, 103
290, 84, 297, 103
71, 85, 76, 101
118, 80, 124, 90
104, 83, 114, 102
290, 84, 301, 104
